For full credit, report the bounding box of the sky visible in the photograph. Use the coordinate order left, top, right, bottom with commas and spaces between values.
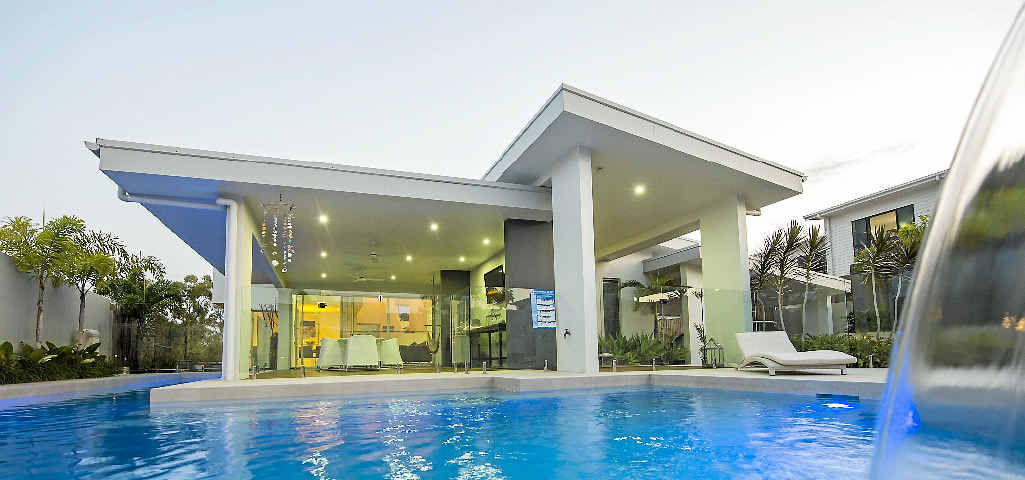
1, 1, 1020, 280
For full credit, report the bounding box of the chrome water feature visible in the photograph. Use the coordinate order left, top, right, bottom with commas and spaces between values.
872, 8, 1025, 478
612, 358, 617, 373
482, 361, 487, 374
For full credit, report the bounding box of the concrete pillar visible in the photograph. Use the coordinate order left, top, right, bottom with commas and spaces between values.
679, 262, 704, 365
698, 195, 752, 365
550, 146, 599, 374
221, 199, 254, 380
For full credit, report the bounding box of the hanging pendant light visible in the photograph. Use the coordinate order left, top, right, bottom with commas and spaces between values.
261, 193, 296, 273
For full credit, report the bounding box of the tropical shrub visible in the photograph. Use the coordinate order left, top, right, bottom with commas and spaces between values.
598, 333, 687, 365
0, 341, 115, 384
791, 333, 893, 368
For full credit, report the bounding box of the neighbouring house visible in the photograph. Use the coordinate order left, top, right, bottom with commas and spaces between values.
804, 169, 947, 333
89, 85, 806, 378
0, 253, 114, 355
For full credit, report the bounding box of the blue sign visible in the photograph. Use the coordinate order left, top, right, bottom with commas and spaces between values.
531, 289, 556, 329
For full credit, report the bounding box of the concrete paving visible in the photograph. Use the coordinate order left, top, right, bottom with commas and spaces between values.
150, 368, 888, 404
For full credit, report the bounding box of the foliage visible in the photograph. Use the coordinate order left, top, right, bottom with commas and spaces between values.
791, 333, 893, 368
598, 333, 687, 365
750, 229, 783, 325
771, 221, 805, 333
620, 275, 690, 338
0, 215, 86, 345
64, 230, 126, 331
800, 225, 829, 349
168, 274, 223, 363
0, 341, 115, 384
853, 226, 899, 339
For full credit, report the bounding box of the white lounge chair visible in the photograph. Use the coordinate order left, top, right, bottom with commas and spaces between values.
316, 338, 346, 370
344, 335, 381, 370
735, 331, 857, 376
377, 338, 403, 367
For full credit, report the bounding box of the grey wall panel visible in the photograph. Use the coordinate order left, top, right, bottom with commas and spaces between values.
503, 219, 556, 369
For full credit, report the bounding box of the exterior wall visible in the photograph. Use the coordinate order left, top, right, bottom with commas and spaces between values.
595, 249, 663, 338
0, 254, 113, 354
823, 183, 940, 276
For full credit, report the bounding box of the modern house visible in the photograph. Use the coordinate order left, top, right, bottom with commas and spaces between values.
87, 85, 805, 380
804, 169, 947, 331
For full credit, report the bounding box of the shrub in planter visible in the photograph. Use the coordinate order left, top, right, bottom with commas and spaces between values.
792, 333, 893, 368
0, 341, 116, 385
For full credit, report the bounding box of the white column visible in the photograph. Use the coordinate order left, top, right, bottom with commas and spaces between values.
550, 146, 599, 374
218, 197, 254, 380
698, 195, 752, 365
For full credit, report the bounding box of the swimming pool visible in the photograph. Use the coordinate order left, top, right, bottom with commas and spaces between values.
0, 385, 878, 479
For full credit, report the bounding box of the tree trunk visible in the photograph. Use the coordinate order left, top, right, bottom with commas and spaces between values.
776, 290, 787, 334
870, 270, 882, 340
891, 275, 903, 341
35, 279, 45, 346
183, 319, 190, 363
78, 289, 87, 332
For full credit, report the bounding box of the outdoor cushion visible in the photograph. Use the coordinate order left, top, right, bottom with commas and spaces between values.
316, 338, 345, 370
736, 331, 856, 367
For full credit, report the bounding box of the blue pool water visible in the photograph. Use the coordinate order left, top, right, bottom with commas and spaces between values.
0, 385, 880, 479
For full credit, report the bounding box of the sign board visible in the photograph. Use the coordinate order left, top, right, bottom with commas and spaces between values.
530, 289, 556, 329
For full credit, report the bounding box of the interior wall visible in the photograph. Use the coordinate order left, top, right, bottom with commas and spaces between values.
469, 251, 505, 327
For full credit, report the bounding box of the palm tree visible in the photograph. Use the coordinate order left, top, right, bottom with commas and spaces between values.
772, 221, 805, 333
891, 215, 928, 338
620, 274, 690, 340
65, 230, 127, 334
750, 229, 783, 329
800, 225, 829, 348
0, 215, 85, 345
853, 226, 898, 340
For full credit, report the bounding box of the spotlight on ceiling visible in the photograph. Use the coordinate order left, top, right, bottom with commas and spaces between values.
318, 214, 328, 224
390, 275, 396, 280
634, 184, 646, 195
459, 256, 465, 262
405, 254, 413, 261
320, 273, 326, 278
320, 251, 327, 258
483, 238, 490, 245
429, 222, 439, 231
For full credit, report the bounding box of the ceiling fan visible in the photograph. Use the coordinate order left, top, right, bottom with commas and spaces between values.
352, 272, 387, 283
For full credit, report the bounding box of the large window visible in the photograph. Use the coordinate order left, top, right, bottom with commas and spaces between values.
852, 204, 914, 252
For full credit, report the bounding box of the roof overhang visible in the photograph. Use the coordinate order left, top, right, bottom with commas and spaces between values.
483, 85, 806, 260
804, 170, 948, 220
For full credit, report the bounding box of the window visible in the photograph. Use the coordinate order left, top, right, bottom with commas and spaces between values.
853, 205, 914, 252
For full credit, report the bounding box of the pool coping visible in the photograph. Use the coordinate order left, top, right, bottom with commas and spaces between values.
0, 372, 215, 402
150, 368, 888, 404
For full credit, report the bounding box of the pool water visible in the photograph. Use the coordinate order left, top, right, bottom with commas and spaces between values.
0, 385, 879, 479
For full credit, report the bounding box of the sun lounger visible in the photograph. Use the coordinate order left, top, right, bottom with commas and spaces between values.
735, 331, 856, 375
344, 335, 381, 370
316, 338, 346, 370
377, 338, 403, 367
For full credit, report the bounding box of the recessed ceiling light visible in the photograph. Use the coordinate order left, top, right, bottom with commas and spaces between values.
459, 256, 465, 262
405, 254, 413, 261
390, 275, 396, 280
483, 238, 490, 245
318, 214, 328, 224
271, 259, 279, 267
429, 222, 439, 231
634, 184, 646, 195
320, 251, 327, 258
320, 273, 326, 278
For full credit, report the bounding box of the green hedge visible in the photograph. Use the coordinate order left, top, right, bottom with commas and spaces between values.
791, 333, 893, 368
0, 341, 116, 385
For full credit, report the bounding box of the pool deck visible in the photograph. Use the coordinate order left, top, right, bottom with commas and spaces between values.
150, 368, 888, 403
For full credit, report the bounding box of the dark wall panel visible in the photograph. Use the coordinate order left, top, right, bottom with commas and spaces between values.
503, 219, 556, 369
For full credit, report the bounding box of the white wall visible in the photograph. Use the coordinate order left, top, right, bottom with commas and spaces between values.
824, 183, 940, 276
0, 254, 113, 354
595, 248, 666, 337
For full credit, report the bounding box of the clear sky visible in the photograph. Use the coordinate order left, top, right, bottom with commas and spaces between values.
1, 1, 1020, 280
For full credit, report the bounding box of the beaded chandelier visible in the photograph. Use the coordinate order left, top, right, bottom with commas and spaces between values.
260, 193, 295, 272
